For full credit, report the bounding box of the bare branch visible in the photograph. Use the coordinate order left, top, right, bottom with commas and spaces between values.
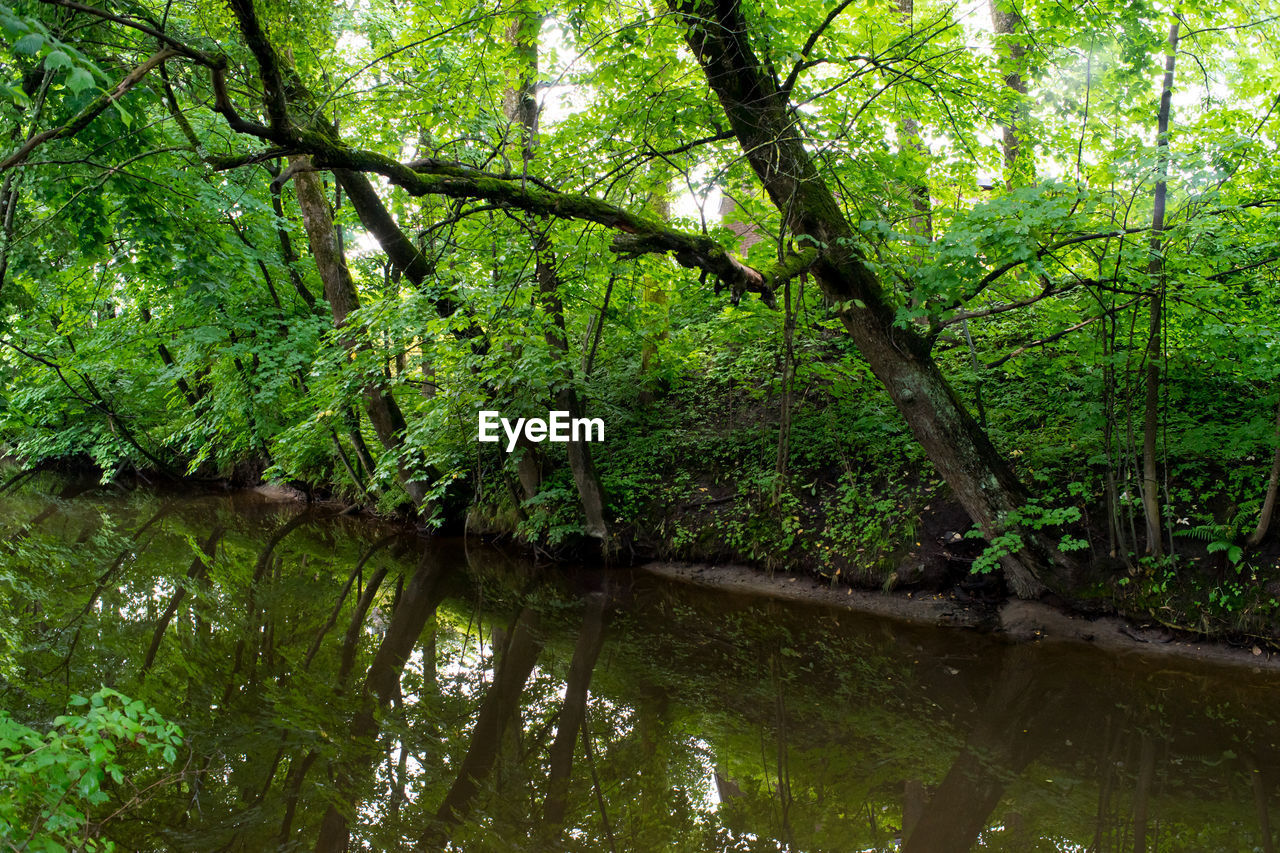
779, 0, 858, 99
942, 279, 1069, 326
953, 227, 1147, 308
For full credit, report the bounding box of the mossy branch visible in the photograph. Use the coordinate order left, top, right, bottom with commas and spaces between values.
203, 0, 788, 299
210, 120, 784, 298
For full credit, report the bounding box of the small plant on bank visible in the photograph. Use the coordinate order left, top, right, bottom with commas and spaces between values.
967, 500, 1088, 575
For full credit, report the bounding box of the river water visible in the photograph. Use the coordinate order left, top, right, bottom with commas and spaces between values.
1, 475, 1277, 851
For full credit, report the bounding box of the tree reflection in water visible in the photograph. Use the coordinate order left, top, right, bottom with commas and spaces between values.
0, 479, 1277, 851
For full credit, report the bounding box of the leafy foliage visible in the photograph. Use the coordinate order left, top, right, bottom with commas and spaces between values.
0, 689, 183, 852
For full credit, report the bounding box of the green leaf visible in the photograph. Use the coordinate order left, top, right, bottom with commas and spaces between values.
13, 32, 43, 54
44, 50, 72, 70
66, 67, 93, 95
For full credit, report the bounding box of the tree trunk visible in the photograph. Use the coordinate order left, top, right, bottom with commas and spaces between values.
544, 591, 610, 825
539, 259, 610, 539
1132, 733, 1157, 853
1141, 21, 1179, 556
903, 646, 1055, 852
988, 0, 1031, 187
418, 606, 543, 849
266, 165, 318, 310
1249, 397, 1280, 546
139, 305, 200, 406
1245, 754, 1276, 853
896, 0, 934, 239
139, 525, 223, 676
290, 159, 432, 509
775, 275, 795, 480
638, 186, 672, 404
672, 0, 1075, 597
314, 552, 450, 853
506, 6, 610, 540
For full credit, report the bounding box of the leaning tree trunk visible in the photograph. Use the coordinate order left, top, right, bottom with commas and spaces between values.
672, 0, 1077, 597
290, 161, 432, 509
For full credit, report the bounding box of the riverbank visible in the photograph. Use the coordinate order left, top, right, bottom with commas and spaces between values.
14, 458, 1280, 661
640, 560, 1280, 674
215, 476, 1280, 669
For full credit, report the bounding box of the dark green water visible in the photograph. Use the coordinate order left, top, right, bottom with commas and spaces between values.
1, 474, 1277, 851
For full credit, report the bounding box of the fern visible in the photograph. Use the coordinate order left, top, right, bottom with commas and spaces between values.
1176, 524, 1224, 542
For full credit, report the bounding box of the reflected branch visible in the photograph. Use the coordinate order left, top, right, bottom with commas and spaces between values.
544, 589, 611, 826
139, 525, 223, 677
418, 605, 544, 849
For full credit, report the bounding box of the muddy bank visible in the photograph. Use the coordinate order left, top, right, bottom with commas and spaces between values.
640, 561, 1280, 674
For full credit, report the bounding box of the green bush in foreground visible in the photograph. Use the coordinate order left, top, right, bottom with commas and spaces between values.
0, 688, 183, 852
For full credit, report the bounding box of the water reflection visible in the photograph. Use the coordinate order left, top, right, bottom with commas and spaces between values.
0, 476, 1277, 851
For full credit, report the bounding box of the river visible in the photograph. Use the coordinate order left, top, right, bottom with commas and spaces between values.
1, 474, 1276, 851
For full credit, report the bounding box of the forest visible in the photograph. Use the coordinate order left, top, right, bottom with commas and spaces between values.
3, 0, 1280, 848
0, 0, 1277, 628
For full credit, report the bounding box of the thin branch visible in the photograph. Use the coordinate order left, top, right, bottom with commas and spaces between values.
943, 279, 1069, 325
986, 301, 1138, 369
779, 0, 859, 99
1207, 254, 1280, 281
953, 227, 1148, 308
36, 0, 218, 64
1179, 14, 1280, 38
0, 49, 178, 172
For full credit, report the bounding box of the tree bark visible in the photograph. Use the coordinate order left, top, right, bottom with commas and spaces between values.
539, 259, 611, 539
507, 6, 610, 540
988, 0, 1031, 187
290, 159, 433, 509
333, 168, 456, 317
266, 165, 318, 310
671, 0, 1074, 597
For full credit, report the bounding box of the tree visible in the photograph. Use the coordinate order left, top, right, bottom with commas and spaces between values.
0, 0, 1275, 598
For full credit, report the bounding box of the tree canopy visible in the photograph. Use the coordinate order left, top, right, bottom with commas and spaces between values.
0, 0, 1278, 610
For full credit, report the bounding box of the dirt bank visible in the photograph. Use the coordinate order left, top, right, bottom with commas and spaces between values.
640, 561, 1280, 674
